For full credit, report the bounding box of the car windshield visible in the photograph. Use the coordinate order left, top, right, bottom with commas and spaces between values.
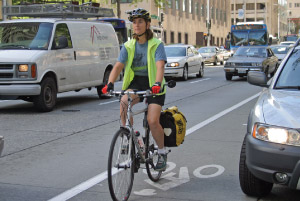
165, 47, 186, 57
270, 46, 290, 54
0, 22, 53, 50
275, 49, 300, 89
198, 47, 216, 53
234, 47, 266, 57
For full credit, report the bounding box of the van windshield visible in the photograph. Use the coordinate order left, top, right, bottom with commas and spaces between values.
0, 22, 53, 50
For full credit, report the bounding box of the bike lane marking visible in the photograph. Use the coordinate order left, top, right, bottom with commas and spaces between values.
47, 92, 260, 201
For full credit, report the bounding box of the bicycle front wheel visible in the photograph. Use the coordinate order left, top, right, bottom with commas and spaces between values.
145, 127, 162, 182
108, 128, 134, 201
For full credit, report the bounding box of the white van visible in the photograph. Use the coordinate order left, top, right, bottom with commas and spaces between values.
0, 19, 119, 112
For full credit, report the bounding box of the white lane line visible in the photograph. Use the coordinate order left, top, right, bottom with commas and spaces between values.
48, 171, 108, 201
98, 100, 119, 105
48, 92, 260, 201
189, 78, 211, 84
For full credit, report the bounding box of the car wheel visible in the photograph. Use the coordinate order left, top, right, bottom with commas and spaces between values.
196, 63, 204, 78
239, 137, 273, 197
213, 61, 217, 66
97, 69, 112, 99
225, 72, 232, 80
33, 77, 57, 112
182, 64, 188, 81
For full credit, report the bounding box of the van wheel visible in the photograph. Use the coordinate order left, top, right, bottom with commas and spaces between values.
239, 137, 273, 197
97, 70, 111, 99
33, 77, 57, 112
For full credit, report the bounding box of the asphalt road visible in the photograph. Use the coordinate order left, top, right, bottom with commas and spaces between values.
0, 65, 300, 201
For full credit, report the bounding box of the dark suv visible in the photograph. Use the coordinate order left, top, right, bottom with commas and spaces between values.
239, 39, 300, 196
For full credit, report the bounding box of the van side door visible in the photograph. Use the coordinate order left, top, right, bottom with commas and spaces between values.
50, 23, 77, 91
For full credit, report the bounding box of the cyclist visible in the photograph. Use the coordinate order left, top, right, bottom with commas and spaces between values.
102, 8, 168, 171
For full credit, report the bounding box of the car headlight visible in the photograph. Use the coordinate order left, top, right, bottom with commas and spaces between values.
167, 62, 180, 67
253, 123, 300, 146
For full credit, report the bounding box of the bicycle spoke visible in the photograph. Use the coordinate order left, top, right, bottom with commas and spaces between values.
108, 129, 134, 201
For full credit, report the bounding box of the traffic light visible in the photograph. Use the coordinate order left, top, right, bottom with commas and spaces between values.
160, 13, 164, 22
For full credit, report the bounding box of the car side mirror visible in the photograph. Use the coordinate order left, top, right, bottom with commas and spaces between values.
247, 71, 269, 87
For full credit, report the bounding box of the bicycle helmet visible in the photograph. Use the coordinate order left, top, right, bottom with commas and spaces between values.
128, 8, 151, 22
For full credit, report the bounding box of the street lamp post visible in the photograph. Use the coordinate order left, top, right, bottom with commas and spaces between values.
206, 0, 210, 46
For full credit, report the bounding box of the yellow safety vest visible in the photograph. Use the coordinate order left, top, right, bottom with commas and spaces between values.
122, 38, 166, 95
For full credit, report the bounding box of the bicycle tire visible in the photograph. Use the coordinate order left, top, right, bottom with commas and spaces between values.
145, 126, 162, 182
108, 128, 134, 201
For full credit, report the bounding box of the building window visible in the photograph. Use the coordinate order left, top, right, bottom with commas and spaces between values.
183, 0, 186, 12
189, 0, 192, 13
171, 31, 174, 43
178, 32, 182, 43
295, 3, 300, 7
211, 7, 214, 20
185, 33, 188, 44
201, 4, 205, 17
216, 8, 218, 20
164, 31, 167, 44
176, 0, 179, 10
168, 0, 172, 8
257, 3, 265, 10
289, 3, 292, 8
236, 4, 243, 10
246, 3, 255, 10
195, 2, 199, 15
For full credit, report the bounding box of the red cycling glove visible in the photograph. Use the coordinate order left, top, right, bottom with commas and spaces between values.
102, 82, 114, 94
151, 82, 161, 94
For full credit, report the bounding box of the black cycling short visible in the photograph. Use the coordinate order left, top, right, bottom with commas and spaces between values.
127, 75, 165, 106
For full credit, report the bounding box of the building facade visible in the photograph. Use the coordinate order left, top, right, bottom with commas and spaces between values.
117, 0, 231, 47
287, 0, 300, 34
1, 0, 231, 47
230, 0, 288, 40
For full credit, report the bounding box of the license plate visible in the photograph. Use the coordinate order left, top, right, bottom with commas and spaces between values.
238, 68, 247, 74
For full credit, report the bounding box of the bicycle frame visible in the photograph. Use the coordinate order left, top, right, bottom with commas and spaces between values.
114, 90, 152, 164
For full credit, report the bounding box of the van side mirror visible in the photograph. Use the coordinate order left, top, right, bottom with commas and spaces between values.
53, 36, 68, 49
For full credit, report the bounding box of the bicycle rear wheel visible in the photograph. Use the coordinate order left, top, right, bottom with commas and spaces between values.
145, 127, 162, 182
108, 128, 134, 201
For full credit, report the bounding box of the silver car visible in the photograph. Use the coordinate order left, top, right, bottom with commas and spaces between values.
198, 46, 220, 65
239, 43, 300, 197
269, 45, 291, 64
224, 46, 278, 80
164, 44, 204, 81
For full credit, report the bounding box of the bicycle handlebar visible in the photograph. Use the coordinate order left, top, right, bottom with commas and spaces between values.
108, 80, 176, 97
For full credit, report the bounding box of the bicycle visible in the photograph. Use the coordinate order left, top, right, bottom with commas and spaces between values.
107, 80, 176, 201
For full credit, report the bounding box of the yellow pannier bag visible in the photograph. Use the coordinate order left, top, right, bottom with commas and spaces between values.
160, 106, 187, 147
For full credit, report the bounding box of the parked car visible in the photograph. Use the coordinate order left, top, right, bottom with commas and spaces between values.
198, 46, 222, 65
239, 42, 300, 197
223, 46, 278, 80
164, 44, 204, 81
269, 45, 291, 64
0, 136, 3, 156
